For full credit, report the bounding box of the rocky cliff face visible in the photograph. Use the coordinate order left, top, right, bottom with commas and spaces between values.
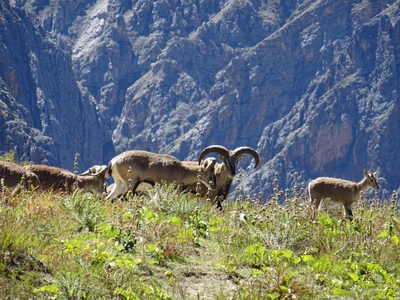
0, 0, 399, 199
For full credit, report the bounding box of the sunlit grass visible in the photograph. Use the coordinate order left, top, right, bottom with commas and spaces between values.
0, 178, 399, 299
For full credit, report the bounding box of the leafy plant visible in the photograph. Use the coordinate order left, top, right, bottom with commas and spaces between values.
61, 190, 104, 232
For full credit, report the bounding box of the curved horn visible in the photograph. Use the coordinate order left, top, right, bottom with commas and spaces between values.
233, 147, 260, 168
198, 145, 230, 165
80, 170, 91, 176
80, 165, 108, 177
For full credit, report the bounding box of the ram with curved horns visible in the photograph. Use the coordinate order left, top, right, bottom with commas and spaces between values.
190, 145, 260, 209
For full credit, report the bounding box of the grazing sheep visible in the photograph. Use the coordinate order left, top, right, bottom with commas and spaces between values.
308, 169, 379, 220
187, 145, 260, 209
25, 164, 108, 194
0, 161, 39, 194
106, 150, 217, 201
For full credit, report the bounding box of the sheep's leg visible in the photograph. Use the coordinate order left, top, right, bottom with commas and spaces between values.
106, 185, 117, 200
107, 180, 128, 201
216, 197, 223, 211
344, 205, 353, 221
129, 180, 140, 194
311, 197, 322, 220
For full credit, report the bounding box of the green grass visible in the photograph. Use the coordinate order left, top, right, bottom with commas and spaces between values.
0, 180, 399, 299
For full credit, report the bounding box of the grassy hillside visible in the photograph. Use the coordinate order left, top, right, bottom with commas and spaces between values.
0, 175, 399, 299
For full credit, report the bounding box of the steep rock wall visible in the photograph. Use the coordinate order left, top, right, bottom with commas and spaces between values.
0, 0, 399, 199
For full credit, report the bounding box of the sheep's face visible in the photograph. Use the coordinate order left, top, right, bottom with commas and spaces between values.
364, 170, 379, 190
218, 154, 243, 177
201, 158, 217, 189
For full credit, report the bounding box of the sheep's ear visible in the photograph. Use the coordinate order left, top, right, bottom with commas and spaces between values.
218, 154, 229, 166
364, 169, 368, 176
203, 158, 216, 171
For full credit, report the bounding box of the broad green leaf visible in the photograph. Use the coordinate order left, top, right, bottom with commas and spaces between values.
301, 255, 315, 262
147, 243, 158, 252
267, 292, 280, 300
169, 216, 182, 226
252, 268, 264, 276
348, 272, 359, 282
279, 285, 289, 293
378, 231, 389, 238
282, 249, 292, 259
332, 288, 350, 296
244, 244, 257, 255
293, 256, 301, 265
367, 263, 383, 271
